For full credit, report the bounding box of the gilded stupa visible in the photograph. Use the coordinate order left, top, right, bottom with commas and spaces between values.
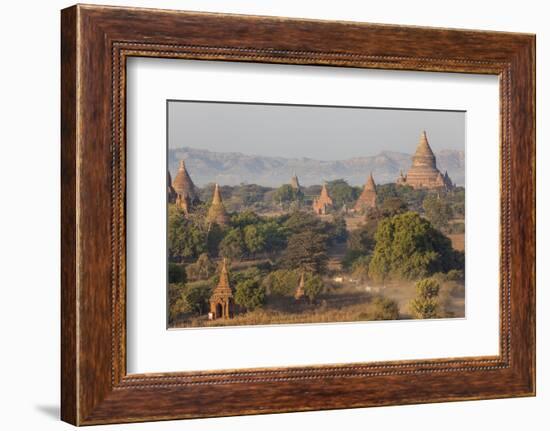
396, 131, 454, 190
354, 173, 377, 212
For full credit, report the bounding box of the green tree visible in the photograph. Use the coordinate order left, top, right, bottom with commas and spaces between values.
273, 184, 302, 205
351, 255, 371, 282
409, 278, 440, 318
168, 280, 213, 322
243, 224, 266, 256
260, 221, 288, 253
304, 274, 324, 302
368, 212, 461, 281
168, 283, 186, 324
261, 269, 300, 296
231, 210, 262, 228
283, 210, 324, 235
280, 230, 329, 274
186, 253, 216, 281
423, 194, 454, 231
328, 215, 348, 243
206, 223, 224, 257
219, 228, 246, 260
380, 196, 408, 217
327, 179, 358, 209
168, 262, 187, 284
234, 279, 266, 311
181, 280, 212, 315
167, 206, 207, 261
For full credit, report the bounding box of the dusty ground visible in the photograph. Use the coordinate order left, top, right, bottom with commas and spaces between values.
172, 278, 465, 328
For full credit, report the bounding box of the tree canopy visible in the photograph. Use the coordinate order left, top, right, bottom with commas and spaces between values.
280, 229, 329, 274
368, 211, 462, 281
423, 194, 454, 231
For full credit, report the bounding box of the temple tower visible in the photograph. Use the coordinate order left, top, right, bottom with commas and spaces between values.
396, 131, 454, 190
172, 159, 200, 211
290, 173, 301, 191
209, 258, 234, 319
167, 171, 177, 204
354, 173, 377, 212
312, 183, 334, 215
207, 183, 230, 226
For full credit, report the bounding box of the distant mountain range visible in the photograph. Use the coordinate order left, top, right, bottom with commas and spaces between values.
168, 147, 465, 188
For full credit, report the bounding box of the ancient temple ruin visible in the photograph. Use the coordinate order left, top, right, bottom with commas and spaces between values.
172, 159, 201, 212
207, 183, 230, 226
290, 173, 301, 191
354, 173, 377, 212
396, 131, 454, 190
167, 171, 177, 204
209, 258, 234, 320
312, 183, 333, 215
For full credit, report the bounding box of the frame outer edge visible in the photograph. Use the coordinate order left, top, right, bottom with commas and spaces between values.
61, 4, 79, 426
61, 5, 536, 424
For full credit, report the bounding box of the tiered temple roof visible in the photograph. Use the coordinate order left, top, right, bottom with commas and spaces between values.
209, 258, 234, 319
354, 173, 377, 212
396, 131, 454, 190
207, 183, 230, 226
312, 183, 334, 215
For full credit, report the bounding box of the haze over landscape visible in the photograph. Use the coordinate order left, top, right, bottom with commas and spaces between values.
168, 101, 465, 160
168, 146, 465, 187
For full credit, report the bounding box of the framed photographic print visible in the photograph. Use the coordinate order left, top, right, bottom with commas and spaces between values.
61, 4, 535, 425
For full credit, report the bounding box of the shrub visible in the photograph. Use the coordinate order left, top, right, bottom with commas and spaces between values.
368, 296, 399, 320
409, 278, 440, 319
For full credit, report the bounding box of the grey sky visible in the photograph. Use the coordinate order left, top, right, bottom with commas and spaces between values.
168, 101, 464, 160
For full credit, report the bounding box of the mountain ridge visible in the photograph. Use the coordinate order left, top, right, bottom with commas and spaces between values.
168, 147, 465, 188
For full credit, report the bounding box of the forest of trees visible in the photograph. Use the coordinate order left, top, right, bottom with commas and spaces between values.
168, 180, 465, 326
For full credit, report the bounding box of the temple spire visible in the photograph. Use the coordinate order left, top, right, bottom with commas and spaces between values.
172, 159, 199, 202
207, 183, 229, 226
396, 130, 454, 190
354, 172, 377, 212
209, 258, 234, 319
313, 182, 334, 215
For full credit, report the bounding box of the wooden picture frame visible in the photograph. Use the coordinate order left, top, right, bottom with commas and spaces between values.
61, 4, 535, 425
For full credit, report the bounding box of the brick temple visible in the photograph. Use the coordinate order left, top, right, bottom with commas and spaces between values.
397, 131, 454, 190
354, 173, 377, 212
312, 183, 334, 215
207, 183, 230, 226
209, 258, 234, 320
171, 159, 201, 213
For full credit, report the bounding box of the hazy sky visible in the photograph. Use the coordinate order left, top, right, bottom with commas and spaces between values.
168, 101, 465, 160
